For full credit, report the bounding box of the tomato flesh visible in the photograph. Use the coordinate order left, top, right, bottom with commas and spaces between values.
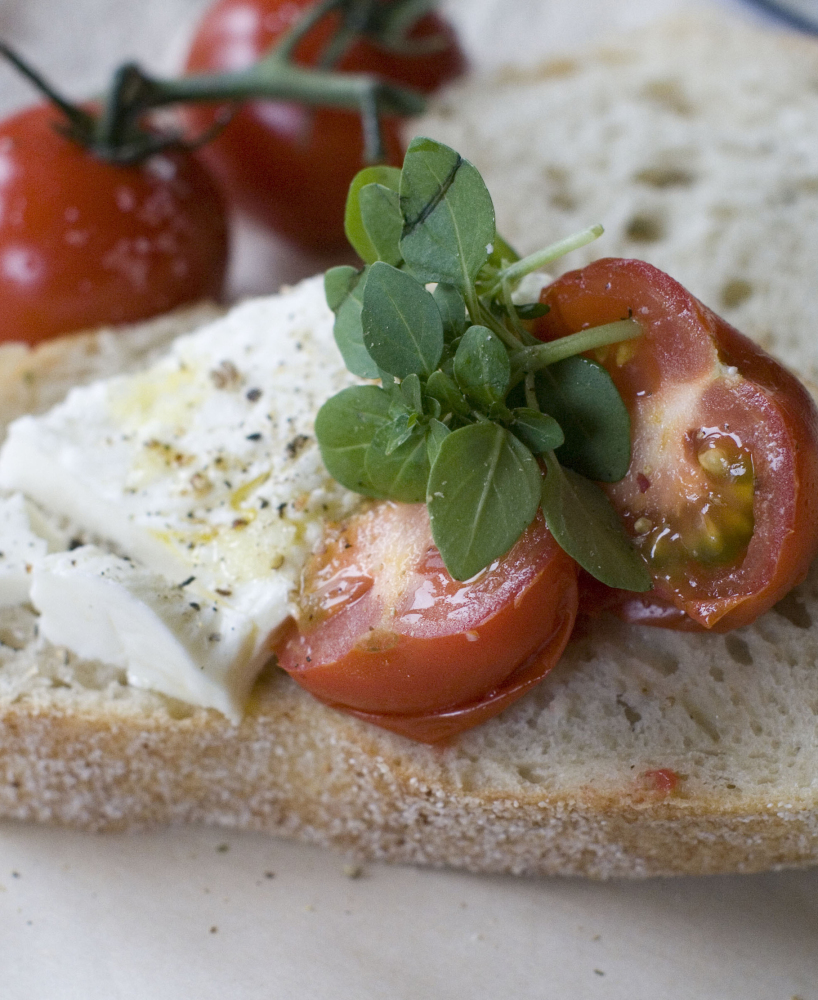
184, 0, 466, 250
536, 258, 818, 631
276, 503, 578, 742
0, 103, 228, 345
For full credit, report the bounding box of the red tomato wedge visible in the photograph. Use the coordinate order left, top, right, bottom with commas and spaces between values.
275, 503, 578, 743
535, 258, 818, 632
0, 103, 228, 345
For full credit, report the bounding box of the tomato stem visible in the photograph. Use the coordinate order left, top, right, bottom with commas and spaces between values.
0, 40, 95, 138
0, 0, 429, 166
274, 0, 345, 62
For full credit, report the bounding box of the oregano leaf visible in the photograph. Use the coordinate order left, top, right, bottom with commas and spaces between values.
359, 182, 403, 267
362, 261, 443, 379
399, 137, 495, 290
329, 266, 380, 379
535, 356, 631, 482
400, 372, 423, 413
433, 282, 468, 342
512, 408, 564, 454
344, 164, 402, 264
324, 266, 358, 312
514, 302, 550, 320
425, 369, 470, 418
315, 385, 393, 497
453, 325, 510, 410
427, 422, 541, 580
540, 453, 652, 590
366, 423, 430, 502
426, 418, 450, 466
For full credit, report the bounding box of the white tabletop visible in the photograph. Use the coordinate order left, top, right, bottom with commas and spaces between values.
1, 2, 817, 998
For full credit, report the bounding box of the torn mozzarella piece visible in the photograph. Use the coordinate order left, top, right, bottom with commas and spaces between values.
31, 546, 270, 721
0, 276, 364, 716
0, 493, 49, 607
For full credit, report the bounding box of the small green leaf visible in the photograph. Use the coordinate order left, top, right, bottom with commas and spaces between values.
427, 422, 541, 580
400, 372, 423, 413
453, 325, 510, 409
512, 408, 564, 454
425, 370, 470, 417
330, 267, 380, 379
426, 418, 450, 466
433, 282, 467, 342
366, 423, 430, 502
325, 266, 358, 312
345, 165, 402, 264
399, 137, 496, 289
315, 386, 393, 497
359, 183, 403, 267
535, 356, 631, 482
540, 453, 652, 590
488, 233, 520, 267
362, 261, 444, 379
383, 412, 414, 455
514, 302, 550, 320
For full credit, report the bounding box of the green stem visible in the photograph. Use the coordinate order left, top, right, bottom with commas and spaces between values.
0, 41, 95, 136
524, 372, 538, 410
273, 0, 344, 62
493, 224, 604, 292
137, 62, 422, 114
509, 318, 642, 382
133, 61, 423, 163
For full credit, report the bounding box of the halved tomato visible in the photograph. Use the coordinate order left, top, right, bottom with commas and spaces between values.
535, 258, 818, 631
275, 502, 578, 742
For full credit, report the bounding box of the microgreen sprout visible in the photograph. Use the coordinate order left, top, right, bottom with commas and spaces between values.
318, 136, 652, 589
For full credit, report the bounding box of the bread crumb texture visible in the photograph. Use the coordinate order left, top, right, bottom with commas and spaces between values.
417, 13, 818, 383
2, 16, 818, 877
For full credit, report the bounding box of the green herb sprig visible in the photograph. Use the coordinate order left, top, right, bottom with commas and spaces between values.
317, 136, 651, 589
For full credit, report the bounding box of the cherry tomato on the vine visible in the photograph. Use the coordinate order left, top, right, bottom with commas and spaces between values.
275, 503, 578, 743
184, 0, 466, 251
535, 258, 818, 632
0, 103, 228, 345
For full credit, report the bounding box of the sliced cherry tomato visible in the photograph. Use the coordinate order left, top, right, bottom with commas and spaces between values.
535, 258, 818, 632
0, 103, 228, 345
184, 0, 466, 250
275, 502, 578, 742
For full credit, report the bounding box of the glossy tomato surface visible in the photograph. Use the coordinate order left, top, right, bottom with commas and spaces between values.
276, 503, 578, 742
0, 103, 228, 345
184, 0, 466, 250
536, 258, 818, 631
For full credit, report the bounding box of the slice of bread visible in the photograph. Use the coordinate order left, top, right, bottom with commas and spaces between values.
2, 13, 818, 878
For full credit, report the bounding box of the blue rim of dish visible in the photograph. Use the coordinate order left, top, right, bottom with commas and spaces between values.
742, 0, 818, 33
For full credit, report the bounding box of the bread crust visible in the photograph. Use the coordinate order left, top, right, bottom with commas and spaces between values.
2, 669, 816, 878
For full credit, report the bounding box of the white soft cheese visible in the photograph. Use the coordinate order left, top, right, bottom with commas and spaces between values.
31, 546, 263, 720
0, 275, 363, 715
0, 493, 48, 607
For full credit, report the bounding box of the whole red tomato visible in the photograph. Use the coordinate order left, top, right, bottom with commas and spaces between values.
184, 0, 466, 251
0, 103, 228, 345
276, 503, 578, 743
535, 258, 818, 632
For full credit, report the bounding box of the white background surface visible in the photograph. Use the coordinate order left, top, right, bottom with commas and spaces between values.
1, 1, 817, 998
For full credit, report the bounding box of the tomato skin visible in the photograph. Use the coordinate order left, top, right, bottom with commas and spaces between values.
536, 258, 818, 631
184, 0, 466, 250
276, 503, 578, 743
0, 103, 228, 345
